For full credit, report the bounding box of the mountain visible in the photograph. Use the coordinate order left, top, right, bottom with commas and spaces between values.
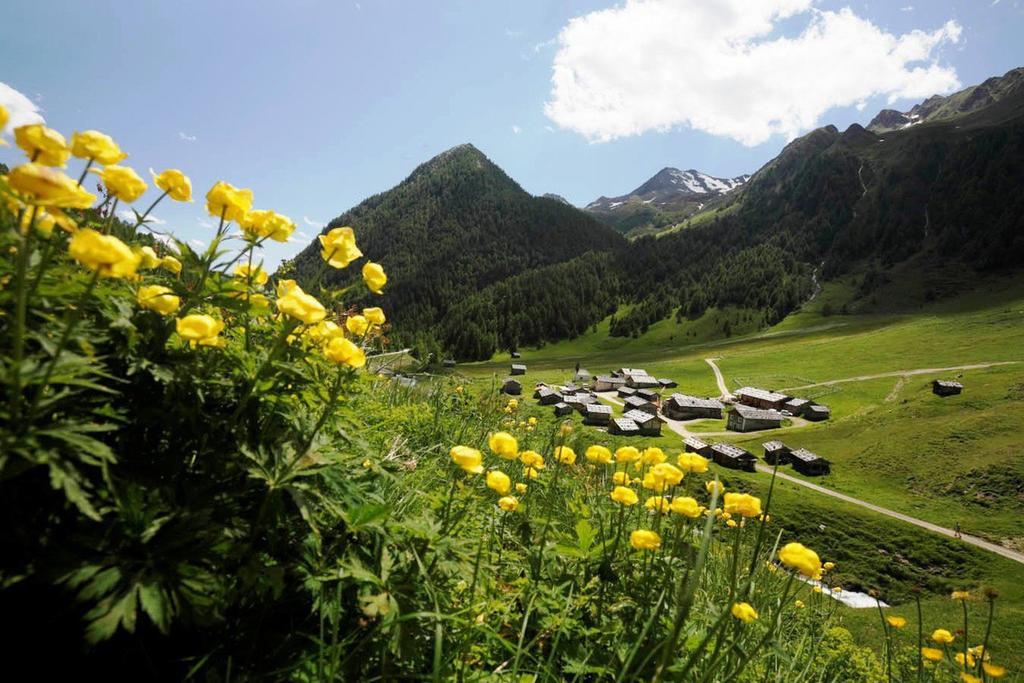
541, 193, 572, 205
585, 168, 750, 235
281, 143, 625, 358
867, 66, 1024, 133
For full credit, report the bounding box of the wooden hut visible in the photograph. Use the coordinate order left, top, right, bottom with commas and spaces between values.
805, 404, 831, 422
553, 402, 573, 417
535, 386, 561, 406
614, 367, 647, 378
661, 394, 725, 421
727, 405, 783, 432
932, 380, 963, 397
594, 375, 626, 392
623, 409, 662, 436
625, 372, 660, 389
636, 388, 660, 402
762, 440, 792, 465
710, 443, 757, 472
658, 378, 678, 389
683, 435, 712, 456
790, 448, 831, 476
511, 351, 521, 359
608, 417, 640, 436
783, 397, 810, 416
574, 368, 592, 384
617, 386, 637, 399
623, 395, 657, 415
583, 403, 613, 426
733, 387, 789, 411
501, 378, 522, 396
510, 363, 527, 376
561, 383, 579, 396
566, 393, 597, 414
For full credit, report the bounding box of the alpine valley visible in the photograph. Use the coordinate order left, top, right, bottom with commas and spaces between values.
283, 67, 1024, 362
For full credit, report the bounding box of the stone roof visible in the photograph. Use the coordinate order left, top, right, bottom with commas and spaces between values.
732, 404, 784, 421
790, 448, 827, 463
711, 443, 752, 458
623, 409, 659, 424
735, 387, 789, 403
762, 440, 788, 451
612, 418, 639, 432
667, 394, 725, 410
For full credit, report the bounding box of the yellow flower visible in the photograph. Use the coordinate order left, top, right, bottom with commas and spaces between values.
93, 164, 147, 203
68, 228, 140, 279
611, 486, 639, 506
724, 492, 763, 518
554, 445, 576, 465
823, 561, 835, 571
615, 446, 641, 463
363, 307, 386, 326
523, 466, 540, 479
630, 529, 661, 551
527, 416, 537, 426
812, 586, 823, 594
137, 285, 180, 316
307, 320, 344, 342
612, 471, 633, 486
175, 314, 225, 348
931, 629, 955, 645
488, 432, 519, 460
205, 180, 253, 222
960, 674, 982, 683
160, 255, 182, 274
955, 653, 976, 668
234, 263, 268, 286
450, 446, 484, 474
886, 616, 907, 629
677, 452, 710, 473
14, 124, 69, 166
645, 496, 670, 514
651, 462, 685, 487
262, 211, 296, 242
968, 645, 991, 661
585, 445, 613, 464
920, 647, 943, 662
640, 447, 666, 465
778, 542, 823, 580
151, 168, 192, 202
248, 293, 270, 312
706, 480, 725, 496
794, 600, 805, 609
346, 314, 369, 336
0, 104, 7, 144
8, 163, 95, 208
363, 261, 387, 294
515, 483, 528, 494
560, 422, 573, 436
726, 519, 738, 528
277, 284, 327, 324
324, 337, 366, 368
19, 207, 76, 236
951, 590, 970, 601
519, 450, 545, 469
319, 226, 363, 268
134, 246, 161, 270
498, 496, 519, 512
486, 470, 511, 495
670, 496, 702, 518
982, 662, 1006, 678
70, 130, 127, 164
731, 602, 758, 623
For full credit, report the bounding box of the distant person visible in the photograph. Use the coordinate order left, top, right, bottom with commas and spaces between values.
954, 522, 962, 539
575, 362, 580, 375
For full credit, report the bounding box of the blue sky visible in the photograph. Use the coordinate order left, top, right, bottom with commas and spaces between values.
2, 0, 1022, 266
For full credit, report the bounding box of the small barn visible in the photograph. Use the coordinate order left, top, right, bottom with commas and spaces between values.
727, 405, 783, 432
501, 378, 522, 396
617, 386, 637, 399
790, 448, 831, 476
933, 380, 963, 397
805, 404, 831, 422
532, 383, 548, 399
623, 395, 658, 415
608, 417, 640, 436
734, 387, 789, 411
511, 351, 521, 359
566, 393, 597, 414
583, 403, 613, 426
614, 367, 647, 378
561, 383, 579, 396
662, 394, 725, 421
594, 375, 626, 392
535, 386, 562, 406
658, 378, 679, 389
762, 440, 792, 465
710, 443, 757, 472
683, 435, 712, 456
637, 388, 660, 402
625, 372, 660, 389
783, 397, 810, 416
623, 409, 662, 436
510, 363, 527, 376
574, 368, 592, 384
553, 402, 573, 417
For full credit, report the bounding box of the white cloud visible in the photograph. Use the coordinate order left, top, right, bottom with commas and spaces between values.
900, 6, 915, 11
197, 217, 216, 229
117, 208, 167, 225
544, 1, 962, 146
303, 216, 325, 228
189, 238, 206, 249
0, 82, 45, 133
178, 131, 197, 142
511, 124, 522, 134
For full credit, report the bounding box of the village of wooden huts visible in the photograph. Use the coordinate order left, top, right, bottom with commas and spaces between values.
760, 440, 831, 476
729, 385, 832, 431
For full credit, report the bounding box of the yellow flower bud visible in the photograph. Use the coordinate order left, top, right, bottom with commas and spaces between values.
630, 529, 660, 551
8, 163, 95, 208
234, 263, 268, 286
137, 285, 180, 316
205, 180, 253, 222
498, 496, 519, 512
779, 542, 823, 580
92, 164, 147, 203
610, 486, 638, 506
346, 314, 369, 336
70, 130, 127, 165
151, 168, 192, 202
363, 307, 386, 326
323, 337, 366, 368
450, 446, 483, 474
362, 261, 386, 294
486, 470, 511, 495
670, 496, 702, 518
68, 228, 140, 279
276, 284, 327, 324
14, 124, 69, 167
175, 314, 225, 348
731, 602, 758, 623
488, 432, 518, 460
723, 492, 763, 518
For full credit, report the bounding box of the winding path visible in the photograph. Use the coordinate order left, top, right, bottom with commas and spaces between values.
596, 360, 1024, 565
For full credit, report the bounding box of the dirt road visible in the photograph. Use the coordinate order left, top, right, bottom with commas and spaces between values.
780, 361, 1019, 392
704, 358, 730, 399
